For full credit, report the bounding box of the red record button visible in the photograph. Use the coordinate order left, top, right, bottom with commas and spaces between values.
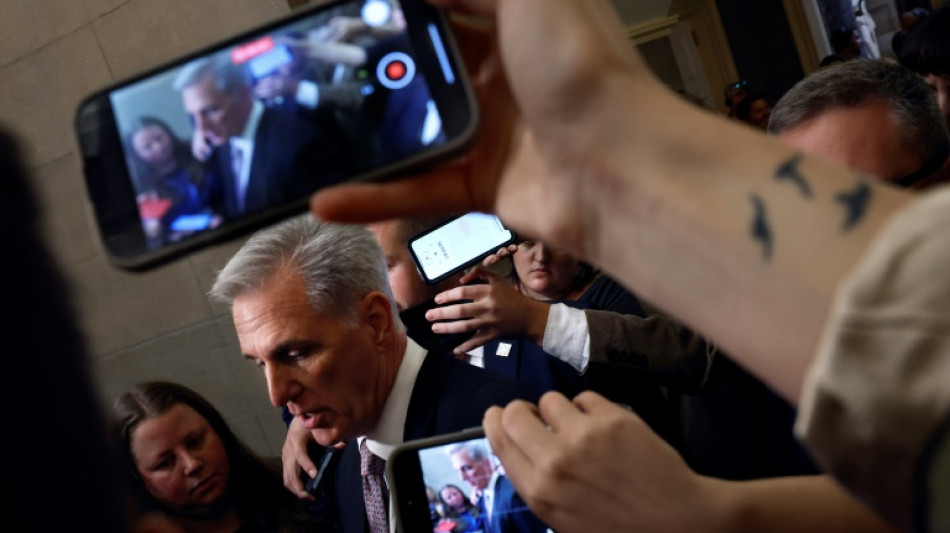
385, 60, 407, 81
377, 52, 415, 90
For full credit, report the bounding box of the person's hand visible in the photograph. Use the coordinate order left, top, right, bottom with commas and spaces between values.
311, 0, 659, 259
481, 244, 518, 268
483, 391, 718, 533
321, 16, 369, 43
426, 267, 549, 354
253, 72, 298, 103
191, 131, 212, 162
282, 416, 317, 500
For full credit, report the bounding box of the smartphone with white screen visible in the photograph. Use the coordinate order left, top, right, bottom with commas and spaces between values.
75, 0, 477, 271
388, 427, 552, 533
408, 212, 515, 285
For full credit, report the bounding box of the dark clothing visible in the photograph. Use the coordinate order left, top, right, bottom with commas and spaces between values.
563, 275, 680, 447
487, 474, 548, 533
330, 351, 540, 533
405, 274, 679, 448
207, 103, 354, 219
482, 338, 586, 399
672, 356, 820, 480
582, 288, 819, 479
443, 507, 484, 533
400, 299, 476, 354
150, 166, 221, 243
401, 296, 586, 400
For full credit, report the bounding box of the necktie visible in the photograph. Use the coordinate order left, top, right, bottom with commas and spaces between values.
360, 440, 389, 533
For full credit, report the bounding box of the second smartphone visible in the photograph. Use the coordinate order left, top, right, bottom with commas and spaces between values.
387, 427, 552, 533
408, 212, 516, 285
75, 0, 477, 270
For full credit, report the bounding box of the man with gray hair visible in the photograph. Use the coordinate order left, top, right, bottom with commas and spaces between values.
769, 59, 949, 189
175, 55, 353, 218
210, 215, 537, 533
447, 440, 547, 533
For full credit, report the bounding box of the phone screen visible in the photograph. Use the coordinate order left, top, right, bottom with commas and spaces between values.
390, 430, 552, 533
76, 0, 476, 270
409, 212, 514, 284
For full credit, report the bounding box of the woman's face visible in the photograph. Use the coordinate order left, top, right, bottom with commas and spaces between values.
130, 404, 231, 515
132, 125, 175, 168
513, 241, 580, 300
441, 487, 465, 510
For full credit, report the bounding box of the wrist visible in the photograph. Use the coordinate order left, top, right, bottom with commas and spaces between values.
525, 299, 550, 345
694, 476, 744, 533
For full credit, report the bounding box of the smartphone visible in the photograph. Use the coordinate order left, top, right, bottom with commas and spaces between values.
304, 446, 342, 496
408, 212, 515, 285
75, 0, 477, 270
388, 427, 552, 533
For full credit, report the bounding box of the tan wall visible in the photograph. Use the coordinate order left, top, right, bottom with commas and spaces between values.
0, 0, 295, 456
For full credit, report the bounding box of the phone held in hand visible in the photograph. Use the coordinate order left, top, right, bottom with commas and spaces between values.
408, 212, 516, 285
388, 427, 552, 533
304, 446, 341, 496
75, 0, 477, 271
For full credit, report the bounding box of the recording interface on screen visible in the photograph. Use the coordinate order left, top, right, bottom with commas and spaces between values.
410, 213, 513, 280
109, 0, 449, 250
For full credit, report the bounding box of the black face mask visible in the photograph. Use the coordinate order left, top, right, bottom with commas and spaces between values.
398, 297, 475, 354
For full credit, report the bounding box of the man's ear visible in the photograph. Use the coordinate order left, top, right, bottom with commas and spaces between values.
359, 291, 395, 348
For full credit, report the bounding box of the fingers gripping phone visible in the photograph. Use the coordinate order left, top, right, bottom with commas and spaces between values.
75, 0, 477, 270
388, 427, 553, 533
408, 212, 516, 285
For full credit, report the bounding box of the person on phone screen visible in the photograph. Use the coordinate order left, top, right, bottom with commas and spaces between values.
127, 116, 224, 247
437, 484, 485, 533
447, 441, 545, 533
174, 55, 354, 218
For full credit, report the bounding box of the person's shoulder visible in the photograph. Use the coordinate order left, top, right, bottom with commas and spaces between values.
576, 274, 645, 315
421, 351, 540, 405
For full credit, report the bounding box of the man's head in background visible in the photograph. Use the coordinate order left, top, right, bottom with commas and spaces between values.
769, 59, 949, 189
367, 217, 464, 311
830, 27, 862, 61
175, 56, 254, 148
448, 441, 495, 492
898, 5, 950, 129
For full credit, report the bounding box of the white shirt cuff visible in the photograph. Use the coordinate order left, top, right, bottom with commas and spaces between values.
541, 303, 590, 374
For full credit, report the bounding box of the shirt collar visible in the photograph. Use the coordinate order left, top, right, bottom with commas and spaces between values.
364, 337, 427, 460
233, 99, 265, 145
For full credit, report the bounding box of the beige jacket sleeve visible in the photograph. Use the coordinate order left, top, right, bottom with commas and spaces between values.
796, 188, 950, 533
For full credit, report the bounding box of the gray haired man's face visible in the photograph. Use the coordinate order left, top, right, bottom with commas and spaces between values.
181, 74, 248, 147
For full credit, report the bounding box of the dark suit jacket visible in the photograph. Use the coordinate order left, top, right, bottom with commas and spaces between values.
489, 474, 548, 533
330, 350, 540, 533
208, 103, 355, 219
482, 338, 586, 399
